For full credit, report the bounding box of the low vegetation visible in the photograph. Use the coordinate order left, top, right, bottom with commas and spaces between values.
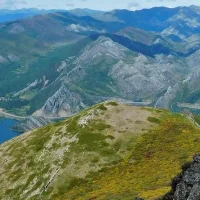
0, 102, 200, 200
61, 112, 200, 200
147, 116, 161, 124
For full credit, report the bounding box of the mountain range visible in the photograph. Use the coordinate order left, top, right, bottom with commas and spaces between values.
0, 9, 60, 23
1, 6, 200, 200
1, 6, 200, 129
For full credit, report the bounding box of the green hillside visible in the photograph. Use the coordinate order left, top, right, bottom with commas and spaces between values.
0, 102, 200, 199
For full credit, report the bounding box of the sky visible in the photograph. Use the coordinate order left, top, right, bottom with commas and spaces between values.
0, 0, 200, 10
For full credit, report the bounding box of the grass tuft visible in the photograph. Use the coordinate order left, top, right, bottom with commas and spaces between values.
147, 117, 161, 124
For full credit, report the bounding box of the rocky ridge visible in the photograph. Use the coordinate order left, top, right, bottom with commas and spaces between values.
40, 85, 85, 118
162, 155, 200, 200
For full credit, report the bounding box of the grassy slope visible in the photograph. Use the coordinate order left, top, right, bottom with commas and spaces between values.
61, 109, 200, 200
0, 102, 200, 199
0, 102, 158, 199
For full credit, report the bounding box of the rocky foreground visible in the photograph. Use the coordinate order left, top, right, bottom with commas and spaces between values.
162, 155, 200, 200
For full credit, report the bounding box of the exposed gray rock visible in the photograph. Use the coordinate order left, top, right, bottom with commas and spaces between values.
9, 24, 25, 34
14, 79, 41, 97
8, 54, 19, 62
185, 50, 200, 92
162, 155, 200, 200
155, 84, 180, 109
13, 116, 52, 132
74, 36, 126, 65
110, 53, 185, 100
0, 55, 8, 64
41, 85, 86, 117
57, 61, 67, 72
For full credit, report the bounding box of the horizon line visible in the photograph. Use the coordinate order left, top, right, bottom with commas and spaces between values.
0, 4, 198, 12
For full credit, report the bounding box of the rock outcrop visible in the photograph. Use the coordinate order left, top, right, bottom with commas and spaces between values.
13, 116, 52, 132
0, 55, 8, 64
162, 155, 200, 200
40, 85, 86, 117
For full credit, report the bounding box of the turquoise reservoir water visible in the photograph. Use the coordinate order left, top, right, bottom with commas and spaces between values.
0, 118, 20, 144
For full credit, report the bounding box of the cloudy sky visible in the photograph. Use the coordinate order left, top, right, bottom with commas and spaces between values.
0, 0, 200, 10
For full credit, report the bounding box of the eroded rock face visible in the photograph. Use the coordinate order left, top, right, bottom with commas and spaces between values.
8, 54, 19, 62
162, 155, 200, 200
0, 55, 8, 64
13, 116, 52, 132
9, 23, 25, 34
41, 85, 86, 117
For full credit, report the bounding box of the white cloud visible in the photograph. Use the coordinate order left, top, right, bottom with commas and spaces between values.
0, 0, 27, 9
0, 0, 200, 10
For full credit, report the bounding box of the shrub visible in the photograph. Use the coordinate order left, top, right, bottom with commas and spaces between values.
106, 102, 118, 106
97, 104, 108, 111
147, 117, 161, 124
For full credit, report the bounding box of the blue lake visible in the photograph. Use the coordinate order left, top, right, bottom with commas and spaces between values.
0, 118, 20, 144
